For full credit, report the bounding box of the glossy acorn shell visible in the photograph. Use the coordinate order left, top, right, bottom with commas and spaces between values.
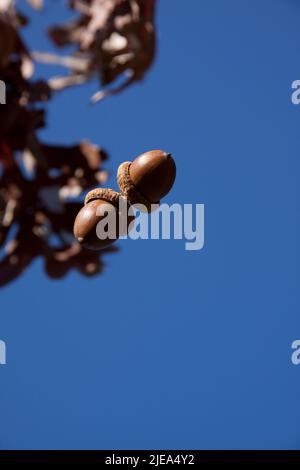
74, 199, 118, 250
73, 199, 134, 250
129, 150, 176, 203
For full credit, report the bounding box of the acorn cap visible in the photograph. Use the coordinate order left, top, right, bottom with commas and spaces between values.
117, 150, 176, 212
117, 161, 153, 211
84, 188, 121, 207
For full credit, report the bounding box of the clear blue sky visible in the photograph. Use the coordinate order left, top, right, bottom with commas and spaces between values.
1, 0, 300, 449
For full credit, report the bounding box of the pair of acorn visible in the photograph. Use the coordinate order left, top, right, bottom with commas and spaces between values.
73, 150, 176, 250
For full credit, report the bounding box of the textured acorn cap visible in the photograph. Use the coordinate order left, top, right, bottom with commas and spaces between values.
84, 188, 121, 207
117, 162, 153, 212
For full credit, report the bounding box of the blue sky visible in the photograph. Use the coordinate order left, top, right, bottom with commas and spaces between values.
1, 0, 300, 449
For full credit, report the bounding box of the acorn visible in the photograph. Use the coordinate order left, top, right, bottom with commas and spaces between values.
117, 150, 176, 211
73, 150, 176, 250
73, 188, 134, 250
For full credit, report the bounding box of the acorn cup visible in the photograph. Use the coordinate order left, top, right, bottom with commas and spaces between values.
73, 150, 176, 250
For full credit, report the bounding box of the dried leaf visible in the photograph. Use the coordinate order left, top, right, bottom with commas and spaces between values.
26, 0, 44, 10
0, 2, 115, 287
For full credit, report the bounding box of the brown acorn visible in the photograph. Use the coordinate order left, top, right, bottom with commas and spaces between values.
117, 150, 176, 211
73, 150, 176, 250
73, 189, 134, 250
